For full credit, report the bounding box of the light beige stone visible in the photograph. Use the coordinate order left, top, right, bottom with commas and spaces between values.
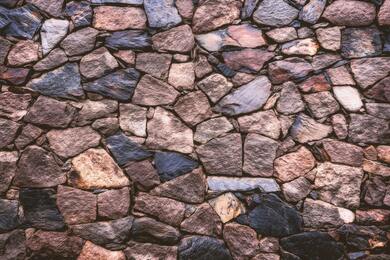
209, 192, 246, 223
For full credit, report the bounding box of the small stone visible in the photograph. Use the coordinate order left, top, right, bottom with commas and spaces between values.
322, 0, 376, 26
154, 152, 198, 182
337, 224, 387, 251
209, 192, 245, 223
174, 91, 212, 126
78, 241, 126, 260
282, 177, 312, 203
274, 147, 316, 182
377, 146, 390, 164
0, 230, 26, 260
316, 27, 341, 51
241, 0, 259, 19
351, 57, 390, 89
131, 217, 180, 245
124, 160, 161, 190
299, 74, 330, 93
363, 159, 390, 177
197, 73, 233, 103
0, 92, 31, 121
70, 148, 130, 190
60, 27, 98, 56
207, 176, 280, 193
348, 114, 389, 144
0, 66, 30, 85
266, 27, 297, 43
105, 30, 151, 49
327, 66, 355, 86
178, 236, 233, 260
135, 52, 172, 79
114, 50, 135, 65
341, 27, 382, 59
304, 91, 339, 118
146, 107, 193, 154
144, 0, 181, 29
33, 48, 68, 71
276, 82, 305, 115
15, 124, 45, 148
312, 53, 341, 71
41, 19, 69, 55
57, 185, 97, 225
93, 119, 124, 137
268, 57, 313, 84
356, 209, 390, 225
0, 118, 19, 149
176, 0, 193, 19
14, 146, 66, 188
223, 223, 259, 258
366, 103, 390, 120
65, 1, 92, 28
290, 114, 333, 143
27, 0, 63, 17
194, 55, 213, 78
223, 49, 274, 73
281, 38, 319, 56
181, 203, 222, 236
197, 133, 242, 176
80, 47, 118, 79
323, 140, 364, 167
7, 40, 39, 66
134, 192, 186, 226
379, 0, 390, 26
299, 0, 326, 24
332, 114, 348, 139
364, 145, 378, 161
194, 117, 234, 144
168, 62, 195, 90
253, 0, 298, 27
152, 25, 194, 53
124, 241, 177, 260
214, 76, 271, 116
93, 6, 146, 31
119, 103, 147, 137
0, 152, 17, 194
74, 99, 118, 126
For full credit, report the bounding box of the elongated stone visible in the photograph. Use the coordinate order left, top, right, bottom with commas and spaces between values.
253, 0, 298, 27
105, 30, 151, 49
207, 177, 280, 192
93, 6, 146, 31
152, 25, 194, 53
119, 103, 147, 137
154, 152, 198, 182
290, 114, 332, 143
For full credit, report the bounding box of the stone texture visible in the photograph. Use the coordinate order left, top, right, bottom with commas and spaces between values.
119, 103, 147, 137
178, 236, 233, 260
131, 217, 180, 245
377, 146, 390, 164
0, 92, 31, 121
197, 73, 233, 103
0, 199, 19, 232
64, 1, 92, 28
316, 27, 341, 51
154, 152, 198, 182
93, 6, 146, 31
97, 187, 130, 219
194, 117, 233, 144
253, 0, 298, 27
14, 123, 43, 149
350, 57, 390, 89
0, 229, 26, 260
282, 177, 312, 203
181, 203, 222, 237
174, 91, 212, 126
60, 27, 98, 56
207, 176, 280, 193
80, 47, 118, 79
223, 223, 259, 258
0, 66, 30, 85
290, 114, 333, 143
33, 48, 68, 71
152, 25, 194, 53
323, 140, 364, 166
303, 91, 339, 118
281, 38, 319, 56
168, 62, 195, 90
276, 82, 305, 115
135, 52, 172, 79
379, 0, 390, 26
238, 110, 281, 139
0, 118, 20, 148
266, 27, 297, 43
327, 66, 355, 86
366, 103, 390, 120
105, 30, 151, 49
341, 27, 382, 59
268, 58, 313, 84
78, 241, 126, 260
209, 192, 246, 223
0, 152, 17, 194
144, 0, 181, 29
337, 224, 387, 251
41, 19, 69, 55
124, 160, 161, 190
348, 114, 389, 144
299, 0, 326, 24
223, 49, 274, 73
74, 99, 118, 126
124, 241, 177, 260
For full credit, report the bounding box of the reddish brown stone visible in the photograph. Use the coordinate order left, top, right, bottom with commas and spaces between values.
0, 92, 31, 121
176, 0, 194, 19
0, 66, 30, 85
377, 146, 390, 164
298, 74, 331, 93
174, 91, 212, 126
303, 91, 339, 118
180, 203, 222, 236
7, 40, 39, 66
268, 58, 313, 84
363, 160, 390, 177
168, 62, 195, 90
78, 241, 126, 260
327, 66, 355, 86
114, 50, 136, 65
331, 114, 348, 140
152, 25, 194, 53
80, 47, 118, 79
194, 55, 213, 78
97, 187, 130, 219
135, 52, 172, 79
365, 77, 390, 102
197, 73, 233, 103
223, 49, 274, 73
356, 209, 390, 225
93, 6, 146, 30
379, 0, 390, 26
0, 152, 18, 194
223, 223, 259, 258
124, 160, 160, 191
323, 140, 364, 167
124, 241, 177, 260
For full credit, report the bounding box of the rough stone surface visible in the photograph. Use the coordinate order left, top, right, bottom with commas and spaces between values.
7, 40, 39, 66
0, 92, 31, 121
341, 27, 382, 59
144, 0, 181, 29
181, 202, 222, 236
41, 19, 69, 55
303, 91, 339, 118
60, 27, 98, 56
136, 52, 172, 79
131, 217, 180, 245
93, 6, 146, 31
348, 114, 389, 144
80, 47, 118, 79
282, 177, 312, 203
290, 114, 333, 143
223, 49, 274, 73
124, 160, 161, 190
197, 74, 233, 103
97, 187, 130, 219
207, 176, 280, 193
152, 25, 194, 53
78, 241, 126, 260
316, 27, 341, 51
323, 140, 364, 166
194, 117, 234, 144
253, 0, 299, 27
268, 58, 313, 84
178, 236, 233, 260
174, 91, 212, 126
168, 62, 195, 90
276, 82, 305, 115
124, 241, 177, 260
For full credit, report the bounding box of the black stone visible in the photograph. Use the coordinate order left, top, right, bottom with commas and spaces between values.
280, 232, 345, 260
154, 152, 199, 182
105, 30, 151, 49
0, 229, 26, 260
337, 224, 387, 251
106, 132, 153, 166
216, 63, 236, 78
83, 68, 140, 101
236, 194, 302, 237
178, 236, 233, 260
64, 1, 92, 28
0, 199, 19, 232
19, 188, 65, 230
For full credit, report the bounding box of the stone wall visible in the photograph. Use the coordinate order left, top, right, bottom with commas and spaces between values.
0, 0, 390, 259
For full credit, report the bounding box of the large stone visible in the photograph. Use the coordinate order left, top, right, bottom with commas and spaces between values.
93, 6, 146, 31
290, 114, 333, 143
299, 74, 331, 93
276, 82, 305, 115
124, 241, 177, 260
351, 57, 390, 89
282, 177, 312, 203
303, 91, 339, 118
337, 224, 387, 251
196, 133, 242, 176
341, 27, 382, 58
146, 107, 193, 154
268, 58, 313, 84
27, 0, 63, 17
168, 62, 195, 90
60, 27, 98, 56
333, 86, 363, 112
78, 241, 126, 260
0, 66, 30, 85
0, 199, 19, 232
74, 99, 118, 126
197, 73, 233, 103
14, 146, 66, 188
131, 217, 180, 245
119, 103, 147, 137
348, 114, 389, 144
0, 230, 26, 260
97, 187, 130, 219
214, 76, 271, 116
194, 117, 234, 144
181, 203, 222, 236
238, 110, 280, 139
299, 0, 326, 24
266, 27, 297, 43
253, 0, 298, 27
209, 192, 246, 223
223, 223, 259, 259
0, 152, 17, 194
223, 49, 274, 73
364, 176, 387, 207
14, 124, 43, 150
70, 148, 130, 190
152, 25, 194, 53
144, 0, 181, 29
41, 19, 69, 55
327, 65, 355, 85
154, 152, 198, 182
281, 38, 319, 56
362, 159, 390, 177
105, 30, 151, 49
47, 126, 101, 158
7, 40, 39, 66
379, 0, 390, 26
316, 27, 341, 51
124, 160, 161, 190
0, 92, 31, 121
178, 236, 233, 260
174, 91, 212, 126
64, 1, 92, 28
80, 47, 118, 79
33, 48, 68, 71
323, 140, 364, 166
135, 52, 172, 79
207, 176, 280, 193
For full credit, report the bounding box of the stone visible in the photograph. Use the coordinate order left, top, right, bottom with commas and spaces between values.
56, 185, 97, 225
97, 187, 130, 219
363, 159, 390, 177
332, 114, 348, 139
152, 25, 194, 53
27, 0, 63, 16
290, 114, 333, 143
178, 236, 233, 260
327, 66, 355, 86
209, 192, 245, 223
223, 223, 258, 258
252, 253, 280, 260
124, 241, 177, 260
124, 160, 161, 190
41, 19, 69, 55
280, 232, 345, 260
78, 241, 126, 260
0, 118, 19, 149
71, 216, 133, 250
266, 27, 297, 43
80, 47, 118, 79
316, 27, 341, 51
0, 152, 17, 194
64, 1, 92, 28
91, 0, 143, 3
377, 146, 390, 164
274, 147, 316, 182
136, 52, 172, 79
144, 0, 181, 29
276, 82, 305, 115
0, 66, 30, 85
194, 117, 234, 144
176, 0, 193, 19
105, 30, 151, 49
337, 224, 387, 251
241, 0, 259, 19
154, 152, 198, 182
253, 0, 298, 27
281, 38, 319, 56
192, 0, 241, 33
14, 146, 66, 188
181, 203, 222, 236
47, 126, 101, 158
364, 176, 386, 207
74, 99, 118, 126
197, 134, 242, 176
15, 124, 50, 149
341, 27, 382, 59
351, 57, 390, 89
238, 111, 279, 139
356, 209, 390, 225
33, 48, 68, 71
0, 230, 26, 260
224, 49, 273, 75
174, 91, 212, 126
134, 192, 186, 226
304, 91, 339, 118
366, 103, 390, 120
7, 40, 38, 66
92, 119, 122, 136
312, 53, 341, 71
27, 63, 83, 100
114, 50, 135, 65
119, 103, 147, 137
168, 62, 195, 90
379, 0, 390, 26
332, 87, 363, 113
237, 194, 302, 237
146, 107, 193, 154
93, 6, 146, 31
70, 148, 130, 190
151, 169, 206, 204
348, 114, 389, 144
60, 27, 98, 56
299, 0, 326, 24
131, 217, 180, 245
214, 76, 271, 116
323, 140, 364, 167
132, 75, 179, 106
20, 188, 65, 230
194, 55, 213, 78
322, 0, 376, 26
282, 177, 311, 203
268, 58, 313, 84
303, 199, 354, 228
207, 176, 280, 193
0, 92, 31, 121
0, 199, 19, 232
197, 73, 233, 103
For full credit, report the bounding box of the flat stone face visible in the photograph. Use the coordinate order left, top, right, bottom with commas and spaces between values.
93, 6, 146, 31
105, 30, 151, 49
266, 27, 297, 43
316, 27, 341, 51
253, 0, 299, 27
379, 0, 390, 26
41, 19, 69, 55
131, 217, 180, 245
0, 230, 26, 260
207, 176, 280, 193
7, 40, 39, 66
223, 223, 259, 259
97, 187, 130, 219
323, 140, 364, 167
124, 160, 160, 190
0, 199, 19, 232
299, 0, 326, 24
0, 92, 31, 121
366, 103, 390, 120
34, 48, 68, 71
281, 38, 319, 56
282, 176, 312, 203
60, 27, 98, 56
168, 62, 195, 90
268, 58, 313, 84
290, 114, 333, 143
178, 236, 233, 260
78, 241, 126, 260
154, 152, 198, 182
348, 114, 389, 144
197, 74, 233, 103
152, 25, 194, 53
65, 1, 92, 28
209, 192, 246, 223
119, 103, 147, 137
341, 27, 382, 59
181, 203, 222, 236
303, 91, 339, 118
195, 117, 234, 144
75, 99, 118, 126
0, 152, 17, 194
223, 49, 274, 73
125, 241, 177, 260
174, 90, 212, 126
80, 47, 118, 79
351, 57, 390, 89
276, 82, 305, 115
144, 0, 181, 29
136, 52, 172, 79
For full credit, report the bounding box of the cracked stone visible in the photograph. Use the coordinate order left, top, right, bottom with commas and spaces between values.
181, 203, 222, 236
268, 57, 313, 84
276, 82, 305, 115
194, 117, 234, 144
281, 38, 319, 56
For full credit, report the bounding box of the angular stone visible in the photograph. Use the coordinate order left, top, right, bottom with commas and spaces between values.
364, 176, 386, 207
80, 47, 118, 79
93, 6, 146, 31
78, 241, 126, 260
209, 192, 245, 223
207, 176, 280, 193
27, 0, 63, 16
15, 124, 43, 149
197, 134, 242, 176
290, 114, 333, 143
47, 126, 101, 158
363, 159, 390, 177
74, 99, 117, 126
124, 241, 177, 260
97, 187, 130, 219
14, 146, 66, 188
71, 216, 133, 250
356, 209, 390, 225
152, 25, 194, 53
312, 53, 341, 71
214, 76, 271, 116
7, 40, 39, 66
268, 58, 313, 84
168, 62, 195, 90
304, 91, 339, 118
276, 82, 305, 115
92, 118, 121, 137
322, 0, 376, 26
299, 74, 331, 93
366, 103, 390, 120
33, 48, 68, 71
0, 152, 17, 194
134, 192, 186, 226
144, 0, 181, 29
0, 66, 30, 85
0, 92, 31, 121
0, 229, 26, 260
266, 27, 297, 43
377, 146, 390, 164
323, 140, 364, 167
331, 114, 348, 140
253, 0, 298, 27
174, 91, 212, 126
281, 38, 319, 56
192, 0, 241, 33
316, 27, 341, 51
154, 152, 198, 182
0, 199, 19, 232
282, 177, 311, 203
351, 57, 390, 89
60, 27, 98, 56
194, 55, 213, 79
70, 148, 130, 190
299, 0, 326, 24
337, 224, 387, 251
41, 19, 69, 55
274, 147, 316, 182
241, 0, 259, 19
176, 0, 193, 19
327, 66, 355, 86
379, 0, 390, 26
341, 27, 382, 59
20, 188, 64, 230
0, 118, 19, 148
114, 50, 135, 65
131, 217, 180, 245
252, 253, 279, 260
105, 30, 151, 49
124, 160, 161, 190
146, 107, 193, 154
119, 103, 146, 137
64, 1, 92, 28
135, 52, 172, 79
348, 114, 389, 144
239, 110, 280, 139
57, 185, 97, 225
197, 73, 233, 103
194, 117, 233, 144
223, 49, 274, 74
223, 223, 258, 259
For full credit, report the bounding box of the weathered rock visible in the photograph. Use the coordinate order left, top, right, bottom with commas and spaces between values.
304, 91, 339, 118
0, 199, 19, 232
57, 185, 97, 225
27, 0, 63, 16
146, 107, 193, 154
70, 148, 130, 190
197, 134, 242, 176
152, 25, 194, 53
290, 114, 333, 143
80, 47, 118, 79
341, 27, 382, 58
266, 27, 297, 43
209, 192, 246, 223
74, 99, 117, 126
194, 117, 234, 144
223, 223, 259, 258
366, 103, 390, 120
332, 87, 363, 113
268, 58, 313, 84
7, 40, 39, 66
337, 224, 387, 251
97, 187, 130, 219
351, 57, 390, 89
281, 38, 319, 56
356, 209, 390, 225
168, 62, 195, 90
60, 27, 98, 56
253, 0, 298, 27
332, 114, 348, 139
41, 19, 69, 55
78, 241, 126, 260
299, 0, 326, 24
0, 118, 19, 149
323, 140, 364, 167
194, 55, 213, 78
282, 177, 312, 203
174, 91, 212, 126
238, 110, 280, 139
223, 49, 274, 73
197, 73, 233, 103
135, 52, 172, 79
0, 229, 26, 260
207, 176, 280, 193
105, 30, 151, 49
114, 50, 135, 65
0, 66, 30, 85
91, 0, 142, 3
362, 159, 390, 177
316, 27, 341, 51
364, 176, 387, 207
64, 1, 92, 28
119, 103, 146, 137
379, 0, 390, 26
14, 146, 66, 188
0, 152, 17, 194
124, 160, 161, 190
0, 92, 31, 121
348, 114, 389, 144
144, 0, 181, 29
377, 146, 390, 164
327, 66, 355, 86
178, 236, 233, 260
299, 74, 331, 93
33, 48, 68, 71
214, 76, 271, 116
176, 0, 193, 19
154, 152, 198, 182
93, 6, 146, 31
131, 217, 180, 245
124, 241, 177, 260
180, 203, 222, 236
15, 124, 42, 149
92, 118, 121, 137
276, 82, 305, 115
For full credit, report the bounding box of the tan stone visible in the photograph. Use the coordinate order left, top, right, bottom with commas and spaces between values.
194, 117, 234, 144
316, 27, 341, 51
93, 6, 146, 30
7, 40, 39, 66
238, 110, 281, 139
363, 160, 390, 177
377, 146, 390, 164
152, 25, 194, 53
197, 73, 233, 103
168, 62, 195, 90
281, 38, 319, 56
209, 192, 245, 223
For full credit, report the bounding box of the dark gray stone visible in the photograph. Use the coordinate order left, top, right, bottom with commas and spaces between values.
0, 5, 41, 39
241, 0, 259, 19
299, 0, 326, 24
0, 229, 26, 260
341, 27, 382, 58
337, 224, 387, 251
144, 0, 181, 29
0, 199, 19, 232
105, 30, 151, 49
131, 217, 180, 245
64, 1, 92, 28
178, 236, 233, 260
154, 152, 198, 182
349, 114, 390, 144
